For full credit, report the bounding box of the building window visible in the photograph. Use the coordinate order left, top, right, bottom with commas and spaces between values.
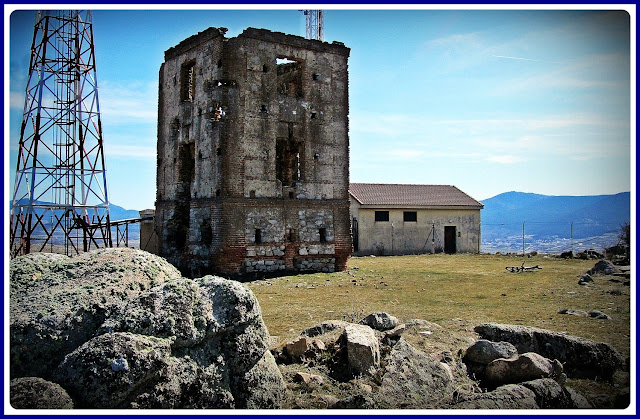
255, 229, 262, 244
375, 211, 389, 222
277, 57, 302, 98
180, 60, 196, 102
200, 219, 212, 246
319, 228, 327, 243
403, 211, 417, 222
276, 138, 302, 186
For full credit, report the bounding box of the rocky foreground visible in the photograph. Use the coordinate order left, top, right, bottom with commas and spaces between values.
9, 248, 630, 410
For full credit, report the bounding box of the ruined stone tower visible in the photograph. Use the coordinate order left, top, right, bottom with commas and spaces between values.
154, 27, 351, 277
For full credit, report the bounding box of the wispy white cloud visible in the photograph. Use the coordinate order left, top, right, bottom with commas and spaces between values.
490, 52, 628, 96
351, 111, 628, 166
492, 55, 560, 64
98, 80, 158, 124
10, 91, 25, 110
9, 80, 159, 124
487, 155, 527, 164
427, 32, 484, 49
106, 144, 156, 159
387, 149, 425, 160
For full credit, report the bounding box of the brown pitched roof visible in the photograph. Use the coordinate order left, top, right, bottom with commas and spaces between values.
349, 183, 483, 208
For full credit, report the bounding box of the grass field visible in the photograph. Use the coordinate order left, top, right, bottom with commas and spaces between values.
247, 253, 631, 359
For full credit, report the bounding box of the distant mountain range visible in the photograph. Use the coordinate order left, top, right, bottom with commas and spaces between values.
10, 192, 631, 254
108, 204, 142, 221
480, 191, 630, 253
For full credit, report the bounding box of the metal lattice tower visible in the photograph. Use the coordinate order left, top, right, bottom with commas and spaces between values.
10, 10, 112, 257
303, 10, 324, 41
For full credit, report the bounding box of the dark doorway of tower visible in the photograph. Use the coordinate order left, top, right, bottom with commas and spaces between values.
444, 226, 457, 254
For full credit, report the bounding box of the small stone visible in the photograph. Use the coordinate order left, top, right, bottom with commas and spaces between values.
293, 372, 324, 385
588, 310, 612, 320
359, 312, 399, 331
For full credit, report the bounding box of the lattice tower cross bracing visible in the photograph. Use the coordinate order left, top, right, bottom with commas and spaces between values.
304, 10, 324, 41
10, 10, 112, 257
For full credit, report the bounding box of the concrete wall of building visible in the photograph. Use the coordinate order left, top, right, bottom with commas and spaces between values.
350, 200, 481, 256
154, 27, 351, 277
139, 209, 159, 254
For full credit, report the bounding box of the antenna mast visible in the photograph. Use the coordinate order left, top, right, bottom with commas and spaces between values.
303, 10, 324, 41
10, 10, 112, 257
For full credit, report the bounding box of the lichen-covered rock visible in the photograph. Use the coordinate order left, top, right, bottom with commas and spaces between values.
475, 323, 624, 380
377, 338, 453, 409
10, 377, 74, 409
10, 248, 182, 380
52, 332, 173, 408
240, 350, 287, 409
359, 312, 398, 331
452, 384, 539, 409
91, 275, 285, 408
10, 250, 286, 409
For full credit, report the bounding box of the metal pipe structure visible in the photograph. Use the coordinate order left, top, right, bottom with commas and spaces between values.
303, 10, 324, 41
10, 10, 111, 257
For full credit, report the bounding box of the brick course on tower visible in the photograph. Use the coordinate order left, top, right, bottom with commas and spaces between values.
154, 27, 352, 277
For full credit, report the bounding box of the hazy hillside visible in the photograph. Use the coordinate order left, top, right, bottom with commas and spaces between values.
109, 204, 141, 221
481, 191, 630, 253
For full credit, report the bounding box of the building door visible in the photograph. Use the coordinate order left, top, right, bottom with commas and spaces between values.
352, 217, 359, 252
444, 226, 457, 254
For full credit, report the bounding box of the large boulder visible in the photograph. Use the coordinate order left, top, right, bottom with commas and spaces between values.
10, 377, 74, 409
52, 332, 175, 408
10, 249, 286, 409
10, 248, 182, 380
377, 338, 453, 409
474, 323, 625, 380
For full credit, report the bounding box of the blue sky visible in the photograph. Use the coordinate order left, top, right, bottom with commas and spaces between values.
6, 7, 634, 211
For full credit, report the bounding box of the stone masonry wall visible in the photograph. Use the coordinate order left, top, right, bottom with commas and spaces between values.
155, 27, 351, 277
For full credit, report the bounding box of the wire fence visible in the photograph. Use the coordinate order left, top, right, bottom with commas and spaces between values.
481, 221, 626, 255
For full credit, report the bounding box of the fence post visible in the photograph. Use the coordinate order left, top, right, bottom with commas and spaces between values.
571, 222, 574, 254
522, 221, 525, 256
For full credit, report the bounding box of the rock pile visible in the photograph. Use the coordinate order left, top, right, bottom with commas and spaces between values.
10, 248, 286, 409
273, 313, 627, 409
274, 316, 455, 409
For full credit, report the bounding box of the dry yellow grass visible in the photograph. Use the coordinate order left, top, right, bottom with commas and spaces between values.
247, 253, 631, 359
